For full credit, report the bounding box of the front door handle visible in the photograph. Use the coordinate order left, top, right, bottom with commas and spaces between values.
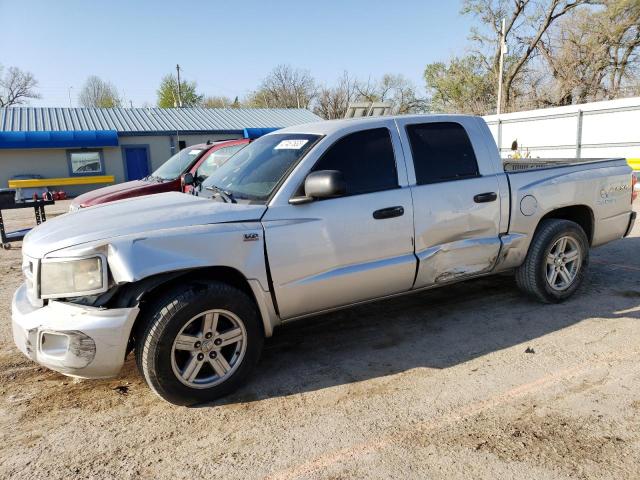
474, 192, 497, 203
373, 206, 404, 220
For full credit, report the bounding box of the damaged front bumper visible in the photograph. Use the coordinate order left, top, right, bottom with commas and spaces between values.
11, 283, 139, 378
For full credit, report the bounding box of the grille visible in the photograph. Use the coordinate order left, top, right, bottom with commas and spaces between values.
22, 255, 43, 308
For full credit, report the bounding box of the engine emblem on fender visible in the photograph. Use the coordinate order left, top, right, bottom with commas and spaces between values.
243, 233, 260, 241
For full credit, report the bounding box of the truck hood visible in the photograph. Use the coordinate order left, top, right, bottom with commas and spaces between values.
24, 192, 266, 258
71, 179, 176, 207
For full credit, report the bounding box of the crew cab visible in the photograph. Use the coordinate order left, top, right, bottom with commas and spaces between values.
12, 115, 636, 405
68, 128, 277, 210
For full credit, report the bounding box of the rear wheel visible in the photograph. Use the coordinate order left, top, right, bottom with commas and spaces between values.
135, 281, 263, 406
515, 219, 589, 303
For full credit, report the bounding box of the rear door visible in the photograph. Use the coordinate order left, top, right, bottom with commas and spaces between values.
395, 118, 502, 288
263, 125, 416, 319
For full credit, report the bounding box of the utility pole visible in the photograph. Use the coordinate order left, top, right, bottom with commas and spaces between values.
496, 18, 506, 115
176, 64, 183, 108
68, 86, 73, 108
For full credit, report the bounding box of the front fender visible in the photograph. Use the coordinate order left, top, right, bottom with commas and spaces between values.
48, 222, 278, 336
48, 222, 269, 291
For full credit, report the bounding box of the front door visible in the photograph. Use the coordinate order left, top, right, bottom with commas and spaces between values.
263, 127, 416, 319
123, 146, 150, 180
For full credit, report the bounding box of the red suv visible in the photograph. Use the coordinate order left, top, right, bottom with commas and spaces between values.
70, 138, 251, 210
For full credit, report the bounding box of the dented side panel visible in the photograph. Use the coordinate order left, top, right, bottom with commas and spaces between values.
47, 222, 280, 337
48, 222, 269, 290
410, 175, 503, 289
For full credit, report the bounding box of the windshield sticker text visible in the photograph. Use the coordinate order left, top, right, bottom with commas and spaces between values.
274, 139, 309, 150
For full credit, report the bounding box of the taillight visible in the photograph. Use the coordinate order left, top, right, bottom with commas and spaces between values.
632, 174, 637, 203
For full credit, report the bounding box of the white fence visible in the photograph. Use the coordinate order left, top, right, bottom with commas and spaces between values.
483, 97, 640, 160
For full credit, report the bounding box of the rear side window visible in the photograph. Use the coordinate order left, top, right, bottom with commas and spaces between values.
406, 122, 479, 184
312, 128, 398, 195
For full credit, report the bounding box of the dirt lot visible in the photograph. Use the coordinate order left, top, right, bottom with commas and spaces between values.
0, 200, 639, 479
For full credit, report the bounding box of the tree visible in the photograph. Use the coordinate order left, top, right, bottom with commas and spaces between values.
156, 74, 203, 108
202, 95, 242, 108
0, 65, 40, 107
424, 55, 495, 114
356, 74, 428, 114
78, 75, 122, 108
461, 0, 595, 111
247, 65, 316, 108
313, 71, 359, 119
538, 0, 640, 104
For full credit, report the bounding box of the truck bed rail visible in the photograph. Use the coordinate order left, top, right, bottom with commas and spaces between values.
503, 158, 618, 173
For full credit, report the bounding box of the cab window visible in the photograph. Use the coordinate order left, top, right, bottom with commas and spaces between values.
311, 128, 398, 196
405, 122, 479, 184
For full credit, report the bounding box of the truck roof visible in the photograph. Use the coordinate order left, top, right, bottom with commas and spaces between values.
275, 114, 481, 136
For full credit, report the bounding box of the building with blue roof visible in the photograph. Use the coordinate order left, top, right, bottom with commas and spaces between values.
0, 107, 321, 196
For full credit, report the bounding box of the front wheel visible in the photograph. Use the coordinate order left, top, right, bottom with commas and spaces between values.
515, 219, 589, 303
135, 281, 263, 406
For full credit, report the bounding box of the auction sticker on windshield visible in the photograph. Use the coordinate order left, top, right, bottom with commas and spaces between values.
274, 139, 309, 150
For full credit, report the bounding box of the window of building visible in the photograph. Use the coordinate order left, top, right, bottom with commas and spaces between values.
196, 144, 246, 180
178, 140, 187, 151
67, 150, 104, 176
405, 122, 479, 185
311, 128, 398, 196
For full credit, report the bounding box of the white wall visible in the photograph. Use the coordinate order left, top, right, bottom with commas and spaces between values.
483, 97, 640, 160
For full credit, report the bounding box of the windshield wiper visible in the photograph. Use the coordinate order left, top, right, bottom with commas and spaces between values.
205, 185, 237, 203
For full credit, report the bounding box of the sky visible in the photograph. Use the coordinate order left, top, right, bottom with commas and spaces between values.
1, 0, 475, 108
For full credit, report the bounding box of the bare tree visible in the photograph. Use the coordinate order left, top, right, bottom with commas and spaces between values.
462, 0, 596, 111
78, 75, 123, 108
202, 95, 233, 108
357, 74, 428, 114
0, 65, 40, 107
313, 71, 359, 119
537, 0, 640, 104
247, 65, 316, 108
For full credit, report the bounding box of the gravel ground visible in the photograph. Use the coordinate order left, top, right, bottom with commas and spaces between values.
0, 200, 639, 479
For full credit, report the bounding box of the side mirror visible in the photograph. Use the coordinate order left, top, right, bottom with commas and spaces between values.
290, 170, 346, 204
181, 172, 194, 186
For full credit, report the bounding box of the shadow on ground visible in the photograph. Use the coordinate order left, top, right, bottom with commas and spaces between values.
203, 236, 640, 406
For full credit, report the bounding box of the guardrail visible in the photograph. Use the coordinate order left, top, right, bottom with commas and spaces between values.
8, 175, 115, 188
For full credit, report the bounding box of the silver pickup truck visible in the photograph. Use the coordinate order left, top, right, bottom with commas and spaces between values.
12, 115, 636, 405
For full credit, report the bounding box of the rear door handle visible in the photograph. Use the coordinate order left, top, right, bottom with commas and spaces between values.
473, 192, 497, 203
373, 206, 404, 220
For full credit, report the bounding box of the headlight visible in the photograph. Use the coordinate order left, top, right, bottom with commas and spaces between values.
40, 256, 108, 298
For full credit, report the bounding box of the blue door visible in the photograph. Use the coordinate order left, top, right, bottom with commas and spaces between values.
123, 147, 150, 180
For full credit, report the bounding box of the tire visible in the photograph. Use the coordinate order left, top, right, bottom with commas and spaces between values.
515, 219, 589, 303
135, 281, 263, 406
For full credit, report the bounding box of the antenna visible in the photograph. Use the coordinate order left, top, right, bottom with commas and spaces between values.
176, 64, 183, 108
497, 18, 506, 115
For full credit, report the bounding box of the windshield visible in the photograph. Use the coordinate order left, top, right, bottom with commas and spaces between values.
201, 133, 320, 202
152, 146, 205, 180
